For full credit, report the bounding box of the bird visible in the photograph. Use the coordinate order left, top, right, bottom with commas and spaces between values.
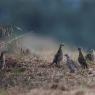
51, 43, 64, 65
78, 48, 88, 69
85, 49, 95, 62
64, 54, 78, 73
0, 51, 6, 70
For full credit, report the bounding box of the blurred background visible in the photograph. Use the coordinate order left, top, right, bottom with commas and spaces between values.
0, 0, 95, 48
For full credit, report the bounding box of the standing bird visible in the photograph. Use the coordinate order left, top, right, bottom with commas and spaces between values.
51, 43, 64, 65
64, 54, 78, 73
78, 48, 88, 69
0, 51, 6, 70
85, 49, 95, 62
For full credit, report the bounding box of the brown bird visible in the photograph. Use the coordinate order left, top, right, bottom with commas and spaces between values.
65, 54, 78, 73
0, 51, 6, 69
85, 49, 95, 62
78, 48, 88, 69
51, 43, 64, 65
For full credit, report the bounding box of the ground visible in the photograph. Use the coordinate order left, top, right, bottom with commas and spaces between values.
0, 52, 95, 95
0, 34, 95, 95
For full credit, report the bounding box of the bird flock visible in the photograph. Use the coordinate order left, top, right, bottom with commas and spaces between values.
0, 43, 95, 73
51, 44, 95, 73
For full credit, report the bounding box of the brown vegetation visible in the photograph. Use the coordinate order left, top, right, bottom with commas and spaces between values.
0, 52, 95, 95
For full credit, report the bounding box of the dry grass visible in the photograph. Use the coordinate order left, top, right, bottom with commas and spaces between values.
0, 51, 95, 95
0, 35, 95, 95
3, 87, 95, 95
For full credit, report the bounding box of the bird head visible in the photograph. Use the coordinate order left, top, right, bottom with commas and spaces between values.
78, 47, 82, 51
90, 49, 94, 53
60, 43, 64, 47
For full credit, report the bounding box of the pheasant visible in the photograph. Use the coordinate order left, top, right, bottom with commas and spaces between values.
78, 48, 88, 69
51, 43, 64, 65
